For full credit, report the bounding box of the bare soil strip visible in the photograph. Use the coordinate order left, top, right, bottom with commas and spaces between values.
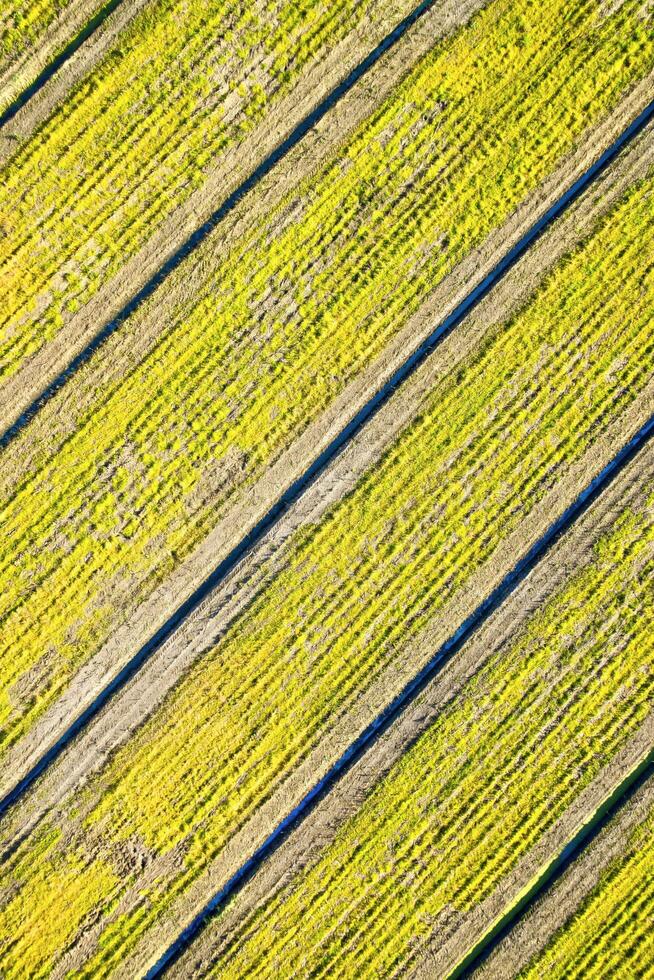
165, 445, 654, 980
2, 136, 653, 975
0, 0, 468, 437
0, 0, 120, 121
471, 768, 654, 979
2, 93, 653, 819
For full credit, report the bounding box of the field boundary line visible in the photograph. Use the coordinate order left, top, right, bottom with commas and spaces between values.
451, 748, 654, 979
141, 414, 654, 978
0, 0, 438, 450
0, 0, 127, 128
1, 98, 653, 824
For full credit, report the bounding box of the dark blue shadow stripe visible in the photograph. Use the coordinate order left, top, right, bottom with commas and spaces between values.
1, 96, 653, 822
456, 752, 654, 978
145, 413, 654, 978
0, 0, 437, 450
0, 0, 125, 129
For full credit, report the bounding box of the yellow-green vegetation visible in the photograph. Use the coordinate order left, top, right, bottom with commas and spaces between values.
1, 0, 75, 69
518, 790, 654, 979
0, 0, 412, 380
3, 0, 654, 759
1, 146, 654, 976
199, 488, 654, 978
0, 824, 117, 978
0, 0, 116, 118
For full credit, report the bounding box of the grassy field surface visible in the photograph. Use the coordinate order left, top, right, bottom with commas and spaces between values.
0, 0, 108, 112
2, 0, 652, 413
1, 139, 653, 975
164, 446, 653, 980
474, 767, 654, 979
0, 0, 425, 419
2, 0, 654, 777
1, 0, 73, 66
4, 111, 649, 849
0, 0, 480, 435
514, 785, 654, 979
174, 461, 654, 980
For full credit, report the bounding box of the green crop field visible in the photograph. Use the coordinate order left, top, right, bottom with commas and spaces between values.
2, 130, 654, 975
3, 0, 654, 770
477, 759, 654, 979
517, 784, 654, 979
2, 0, 651, 398
186, 471, 654, 979
1, 0, 653, 975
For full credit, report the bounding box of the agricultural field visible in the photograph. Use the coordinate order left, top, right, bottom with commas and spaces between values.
1, 114, 654, 973
3, 0, 654, 791
517, 806, 654, 980
0, 0, 436, 427
0, 0, 110, 115
474, 766, 654, 979
168, 446, 654, 979
2, 0, 652, 429
1, 0, 653, 976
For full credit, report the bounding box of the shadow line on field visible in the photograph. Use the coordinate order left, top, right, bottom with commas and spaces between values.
0, 0, 126, 129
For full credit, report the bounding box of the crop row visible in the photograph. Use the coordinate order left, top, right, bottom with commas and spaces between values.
0, 0, 416, 389
0, 0, 107, 113
517, 782, 654, 978
1, 143, 653, 976
1, 0, 74, 65
194, 469, 654, 978
3, 0, 654, 765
